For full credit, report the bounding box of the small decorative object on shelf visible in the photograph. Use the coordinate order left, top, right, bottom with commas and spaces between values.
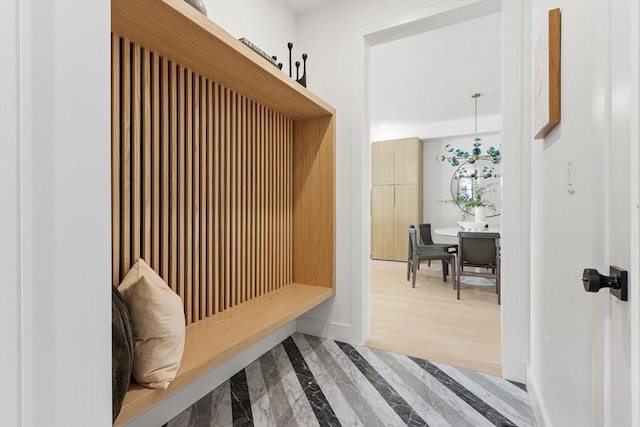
298, 53, 308, 87
239, 38, 279, 67
271, 56, 283, 70
237, 39, 309, 86
183, 0, 207, 16
288, 42, 294, 77
287, 42, 308, 88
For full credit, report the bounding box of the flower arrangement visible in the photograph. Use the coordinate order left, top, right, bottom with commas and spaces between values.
442, 181, 497, 220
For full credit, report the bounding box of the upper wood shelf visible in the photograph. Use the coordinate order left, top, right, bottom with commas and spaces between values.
112, 0, 334, 121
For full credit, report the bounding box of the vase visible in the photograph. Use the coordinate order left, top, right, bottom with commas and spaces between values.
184, 0, 207, 16
474, 206, 486, 223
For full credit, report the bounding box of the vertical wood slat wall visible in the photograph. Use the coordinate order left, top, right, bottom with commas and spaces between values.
112, 35, 293, 324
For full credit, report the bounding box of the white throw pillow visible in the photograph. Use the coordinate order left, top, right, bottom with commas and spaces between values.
118, 259, 185, 390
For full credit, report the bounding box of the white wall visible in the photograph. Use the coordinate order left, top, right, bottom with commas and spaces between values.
3, 1, 113, 425
0, 2, 21, 426
202, 0, 297, 73
371, 113, 501, 142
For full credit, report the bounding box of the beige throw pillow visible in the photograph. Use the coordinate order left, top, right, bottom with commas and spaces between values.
118, 259, 185, 390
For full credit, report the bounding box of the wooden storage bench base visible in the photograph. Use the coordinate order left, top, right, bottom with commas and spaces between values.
115, 283, 333, 425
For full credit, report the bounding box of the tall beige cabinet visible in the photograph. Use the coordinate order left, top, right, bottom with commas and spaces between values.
371, 137, 423, 261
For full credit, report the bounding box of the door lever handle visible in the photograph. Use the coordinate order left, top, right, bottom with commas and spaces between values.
581, 266, 628, 301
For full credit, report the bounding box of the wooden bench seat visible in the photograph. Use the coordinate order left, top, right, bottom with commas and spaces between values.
112, 1, 336, 424
115, 283, 334, 425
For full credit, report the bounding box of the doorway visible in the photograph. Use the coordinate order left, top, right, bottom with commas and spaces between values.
358, 0, 529, 381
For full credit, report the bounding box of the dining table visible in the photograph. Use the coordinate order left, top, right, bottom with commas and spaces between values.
434, 227, 501, 237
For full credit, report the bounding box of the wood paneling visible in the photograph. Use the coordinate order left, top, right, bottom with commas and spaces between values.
112, 37, 295, 322
112, 34, 121, 286
292, 116, 335, 288
152, 53, 161, 271
132, 44, 141, 264
161, 57, 170, 281
112, 2, 336, 424
142, 48, 151, 263
112, 0, 332, 120
121, 38, 131, 278
170, 61, 178, 293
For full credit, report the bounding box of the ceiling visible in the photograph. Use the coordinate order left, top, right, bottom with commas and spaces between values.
369, 11, 502, 138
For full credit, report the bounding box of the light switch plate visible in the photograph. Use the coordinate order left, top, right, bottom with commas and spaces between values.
568, 158, 576, 193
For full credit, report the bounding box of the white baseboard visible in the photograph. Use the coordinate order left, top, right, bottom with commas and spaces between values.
123, 321, 296, 427
527, 366, 552, 427
296, 316, 361, 343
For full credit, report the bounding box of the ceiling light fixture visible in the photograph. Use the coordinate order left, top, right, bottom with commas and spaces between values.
436, 93, 501, 178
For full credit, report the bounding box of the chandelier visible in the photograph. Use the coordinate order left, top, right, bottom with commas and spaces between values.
436, 93, 501, 179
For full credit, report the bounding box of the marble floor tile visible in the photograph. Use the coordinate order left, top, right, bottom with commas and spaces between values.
303, 335, 387, 427
390, 350, 494, 427
292, 334, 364, 427
433, 362, 535, 427
167, 333, 536, 427
412, 357, 516, 426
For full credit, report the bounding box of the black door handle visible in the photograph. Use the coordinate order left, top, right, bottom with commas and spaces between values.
581, 266, 628, 301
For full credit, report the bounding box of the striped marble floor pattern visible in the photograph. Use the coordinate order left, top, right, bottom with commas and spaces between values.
166, 333, 536, 427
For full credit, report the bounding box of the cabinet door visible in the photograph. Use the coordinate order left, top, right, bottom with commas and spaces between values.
372, 141, 394, 185
393, 184, 420, 261
371, 185, 395, 260
394, 138, 422, 185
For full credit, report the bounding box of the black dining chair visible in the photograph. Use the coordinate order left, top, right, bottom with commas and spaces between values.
456, 231, 501, 303
407, 226, 456, 288
418, 223, 458, 272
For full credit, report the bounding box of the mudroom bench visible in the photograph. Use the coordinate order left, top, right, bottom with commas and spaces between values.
111, 0, 336, 424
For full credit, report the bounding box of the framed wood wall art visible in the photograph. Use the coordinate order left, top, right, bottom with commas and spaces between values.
534, 8, 561, 139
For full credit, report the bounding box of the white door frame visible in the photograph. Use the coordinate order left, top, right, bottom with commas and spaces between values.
0, 1, 22, 425
500, 0, 532, 381
595, 2, 640, 425
354, 0, 530, 381
629, 1, 640, 425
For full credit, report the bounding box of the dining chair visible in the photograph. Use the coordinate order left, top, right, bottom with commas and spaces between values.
407, 226, 456, 288
456, 231, 501, 303
418, 223, 458, 273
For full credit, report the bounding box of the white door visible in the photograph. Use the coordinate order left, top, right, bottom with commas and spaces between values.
591, 1, 638, 425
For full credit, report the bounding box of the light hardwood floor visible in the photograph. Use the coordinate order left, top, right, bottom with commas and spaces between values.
366, 259, 502, 377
